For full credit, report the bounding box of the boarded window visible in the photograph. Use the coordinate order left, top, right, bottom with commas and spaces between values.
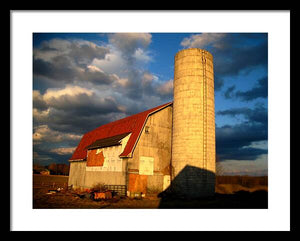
139, 156, 154, 175
87, 149, 105, 167
128, 174, 147, 193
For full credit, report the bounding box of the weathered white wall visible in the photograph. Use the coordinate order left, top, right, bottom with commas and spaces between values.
68, 161, 86, 189
68, 134, 131, 189
84, 134, 131, 188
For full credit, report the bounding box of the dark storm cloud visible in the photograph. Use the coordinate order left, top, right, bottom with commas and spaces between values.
47, 95, 121, 116
33, 57, 78, 82
119, 69, 144, 100
80, 68, 118, 85
181, 33, 268, 78
214, 76, 224, 91
105, 33, 155, 102
33, 91, 48, 111
108, 33, 152, 65
216, 123, 268, 161
35, 38, 109, 65
214, 40, 268, 77
33, 88, 126, 135
33, 38, 112, 85
33, 145, 73, 165
33, 57, 116, 85
68, 41, 109, 67
45, 109, 125, 135
224, 76, 268, 101
120, 70, 164, 103
224, 85, 236, 99
216, 105, 268, 161
217, 105, 267, 125
235, 77, 268, 101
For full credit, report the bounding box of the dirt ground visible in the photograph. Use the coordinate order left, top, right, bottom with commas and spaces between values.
33, 184, 268, 209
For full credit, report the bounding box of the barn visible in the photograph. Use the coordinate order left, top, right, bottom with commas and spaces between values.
68, 48, 216, 198
68, 102, 173, 196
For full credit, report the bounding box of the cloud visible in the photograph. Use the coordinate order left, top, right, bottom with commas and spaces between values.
235, 77, 268, 101
216, 105, 268, 161
224, 85, 236, 99
33, 125, 81, 144
108, 33, 152, 56
33, 85, 127, 134
91, 49, 127, 76
181, 33, 227, 49
33, 145, 75, 164
38, 85, 122, 115
217, 104, 267, 125
33, 90, 48, 110
68, 40, 110, 67
133, 48, 152, 63
180, 33, 268, 78
33, 38, 112, 85
156, 79, 173, 96
214, 76, 224, 91
43, 85, 93, 100
49, 147, 76, 155
33, 56, 78, 82
224, 77, 268, 101
34, 38, 109, 66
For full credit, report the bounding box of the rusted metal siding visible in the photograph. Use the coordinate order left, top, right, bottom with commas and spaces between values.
86, 149, 105, 167
128, 174, 148, 194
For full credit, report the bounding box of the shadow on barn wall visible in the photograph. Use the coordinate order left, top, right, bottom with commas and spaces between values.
157, 165, 268, 209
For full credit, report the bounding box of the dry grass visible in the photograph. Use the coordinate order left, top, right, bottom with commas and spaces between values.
33, 174, 268, 209
215, 184, 268, 194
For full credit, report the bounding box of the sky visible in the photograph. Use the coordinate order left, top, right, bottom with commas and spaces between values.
32, 32, 268, 176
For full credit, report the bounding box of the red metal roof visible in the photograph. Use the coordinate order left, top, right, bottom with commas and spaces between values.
69, 102, 172, 161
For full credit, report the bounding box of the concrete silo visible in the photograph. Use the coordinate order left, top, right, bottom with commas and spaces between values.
171, 48, 216, 198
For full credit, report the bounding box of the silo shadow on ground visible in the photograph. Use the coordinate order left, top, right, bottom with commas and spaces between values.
157, 165, 268, 209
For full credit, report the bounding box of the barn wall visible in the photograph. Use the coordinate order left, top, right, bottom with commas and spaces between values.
83, 135, 131, 188
68, 161, 86, 189
84, 171, 127, 187
128, 106, 172, 194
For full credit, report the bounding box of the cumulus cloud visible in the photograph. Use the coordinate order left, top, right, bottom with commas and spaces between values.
181, 33, 227, 49
108, 33, 152, 56
33, 90, 48, 110
33, 85, 127, 135
49, 147, 76, 155
33, 38, 113, 85
34, 38, 109, 65
43, 85, 93, 100
156, 79, 173, 96
91, 49, 126, 76
33, 125, 81, 144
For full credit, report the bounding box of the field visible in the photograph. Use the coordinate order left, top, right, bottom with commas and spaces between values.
33, 174, 268, 209
33, 174, 69, 189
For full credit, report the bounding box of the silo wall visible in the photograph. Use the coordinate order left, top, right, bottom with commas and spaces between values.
171, 48, 216, 198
